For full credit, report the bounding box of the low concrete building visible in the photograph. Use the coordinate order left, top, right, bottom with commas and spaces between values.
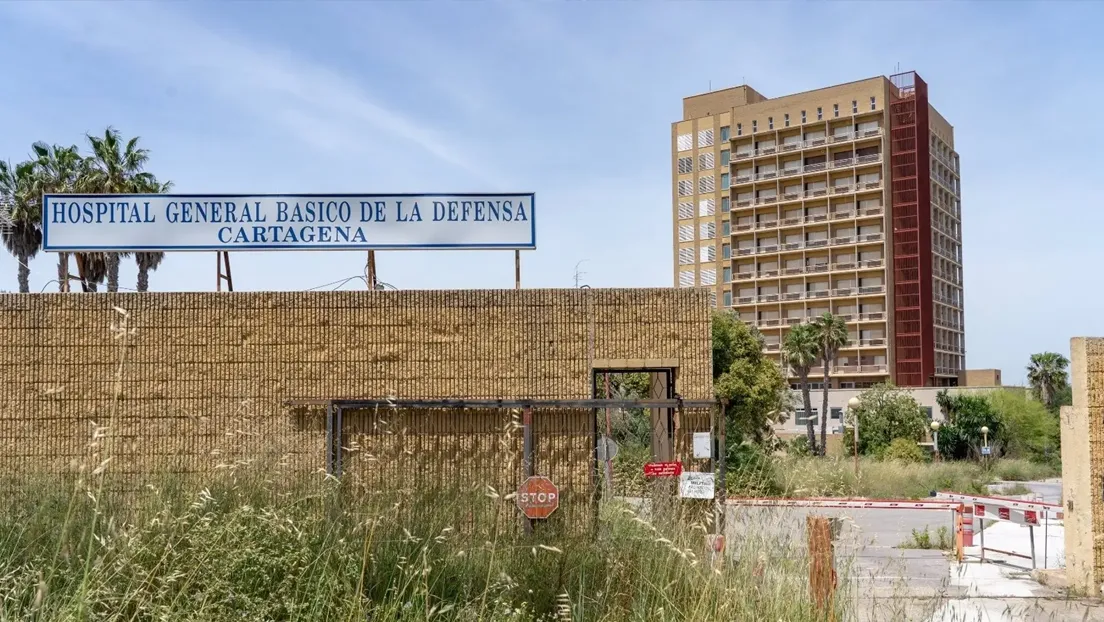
775, 384, 1011, 438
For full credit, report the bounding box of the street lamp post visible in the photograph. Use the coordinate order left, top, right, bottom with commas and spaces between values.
848, 396, 861, 477
931, 421, 942, 462
980, 425, 990, 465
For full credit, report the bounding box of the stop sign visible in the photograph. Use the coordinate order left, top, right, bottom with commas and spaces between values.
516, 476, 559, 520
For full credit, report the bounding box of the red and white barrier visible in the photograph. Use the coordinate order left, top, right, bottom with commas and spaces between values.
728, 497, 962, 511
934, 492, 1061, 569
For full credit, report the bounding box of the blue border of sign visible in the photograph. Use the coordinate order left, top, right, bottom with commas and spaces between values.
42, 192, 537, 252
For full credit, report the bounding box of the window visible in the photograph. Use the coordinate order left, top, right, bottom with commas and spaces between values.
678, 224, 694, 242
699, 198, 716, 216
720, 126, 730, 141
924, 407, 934, 420
723, 266, 732, 282
700, 245, 715, 262
795, 409, 819, 426
699, 152, 714, 170
679, 270, 695, 287
722, 243, 731, 259
833, 103, 839, 118
678, 157, 693, 174
752, 120, 758, 133
701, 269, 717, 286
677, 201, 693, 219
721, 197, 730, 212
720, 172, 730, 187
677, 133, 692, 151
720, 149, 730, 166
831, 407, 842, 421
722, 221, 730, 236
698, 128, 714, 147
678, 248, 695, 265
817, 107, 823, 120
784, 113, 790, 127
801, 110, 807, 123
736, 123, 742, 136
699, 176, 715, 193
851, 100, 857, 114
768, 117, 774, 130
723, 291, 732, 306
678, 180, 693, 196
700, 222, 715, 240
870, 96, 876, 111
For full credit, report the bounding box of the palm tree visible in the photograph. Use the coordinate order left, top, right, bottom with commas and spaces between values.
84, 127, 152, 292
132, 177, 171, 292
0, 160, 42, 292
30, 143, 85, 291
810, 312, 849, 456
783, 323, 821, 455
1027, 352, 1070, 411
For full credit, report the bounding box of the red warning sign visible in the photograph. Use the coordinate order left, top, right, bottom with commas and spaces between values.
644, 462, 683, 477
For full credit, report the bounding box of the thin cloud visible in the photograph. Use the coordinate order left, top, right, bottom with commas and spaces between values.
0, 1, 504, 187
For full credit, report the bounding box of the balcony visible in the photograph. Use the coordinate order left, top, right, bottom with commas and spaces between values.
760, 318, 782, 328
737, 296, 755, 305
832, 287, 855, 297
735, 222, 754, 232
755, 220, 779, 230
830, 364, 889, 375
807, 290, 831, 299
832, 210, 856, 221
765, 343, 782, 352
858, 285, 886, 295
758, 293, 780, 303
858, 312, 885, 321
935, 366, 959, 376
759, 269, 780, 278
831, 235, 855, 246
757, 245, 779, 254
736, 247, 755, 256
730, 155, 884, 186
782, 292, 803, 301
859, 338, 887, 347
859, 232, 884, 242
736, 271, 754, 280
805, 238, 830, 249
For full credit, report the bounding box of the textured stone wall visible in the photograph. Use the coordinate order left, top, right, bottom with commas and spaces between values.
1064, 337, 1104, 594
0, 288, 712, 488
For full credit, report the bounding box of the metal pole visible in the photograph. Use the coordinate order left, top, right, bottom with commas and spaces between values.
523, 406, 534, 535
603, 373, 614, 492
515, 250, 520, 289
1029, 525, 1036, 569
324, 402, 334, 475
718, 400, 728, 540
979, 509, 985, 562
853, 418, 859, 478
366, 250, 377, 289
1044, 511, 1048, 569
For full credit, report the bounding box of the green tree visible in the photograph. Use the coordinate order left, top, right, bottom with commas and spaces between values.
810, 313, 849, 456
1026, 352, 1070, 412
84, 127, 154, 292
843, 384, 927, 456
782, 323, 820, 455
0, 160, 42, 293
936, 391, 1001, 460
30, 142, 87, 291
712, 311, 790, 446
989, 388, 1059, 464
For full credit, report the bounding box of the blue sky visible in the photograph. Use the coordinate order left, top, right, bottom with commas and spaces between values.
0, 1, 1100, 384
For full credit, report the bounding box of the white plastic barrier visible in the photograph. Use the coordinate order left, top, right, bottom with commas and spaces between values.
934, 492, 1062, 568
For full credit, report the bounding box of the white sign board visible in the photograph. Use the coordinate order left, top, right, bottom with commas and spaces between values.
679, 471, 715, 499
692, 432, 711, 459
41, 193, 536, 252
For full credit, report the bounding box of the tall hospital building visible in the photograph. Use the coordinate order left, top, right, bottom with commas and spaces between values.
672, 72, 963, 388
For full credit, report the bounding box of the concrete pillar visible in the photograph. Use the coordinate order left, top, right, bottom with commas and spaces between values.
1063, 338, 1104, 595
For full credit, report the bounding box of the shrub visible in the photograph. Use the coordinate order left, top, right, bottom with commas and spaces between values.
936, 391, 1002, 460
786, 435, 812, 457
899, 526, 952, 550
879, 438, 928, 463
989, 388, 1060, 466
843, 384, 928, 456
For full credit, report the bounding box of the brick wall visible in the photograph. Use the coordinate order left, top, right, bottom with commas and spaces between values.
0, 288, 712, 487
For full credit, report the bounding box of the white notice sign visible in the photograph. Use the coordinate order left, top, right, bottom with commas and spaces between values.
679, 472, 715, 499
42, 193, 536, 252
693, 432, 711, 459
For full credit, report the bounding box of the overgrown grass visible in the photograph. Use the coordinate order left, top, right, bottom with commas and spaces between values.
898, 526, 953, 551
616, 450, 1060, 500
0, 467, 844, 621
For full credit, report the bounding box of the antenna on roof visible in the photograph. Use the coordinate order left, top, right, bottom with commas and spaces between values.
709, 80, 712, 91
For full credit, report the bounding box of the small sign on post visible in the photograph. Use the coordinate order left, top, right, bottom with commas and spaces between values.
981, 446, 991, 456
692, 432, 712, 459
516, 476, 559, 520
679, 471, 715, 499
